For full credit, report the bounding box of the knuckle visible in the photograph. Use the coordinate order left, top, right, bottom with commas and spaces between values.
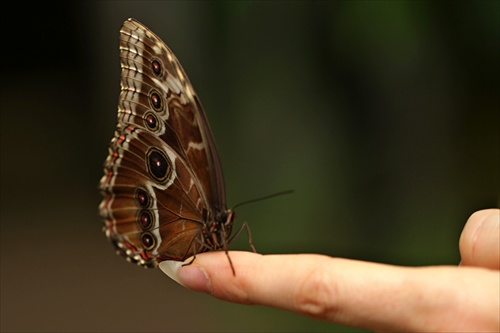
216, 276, 254, 305
292, 262, 340, 319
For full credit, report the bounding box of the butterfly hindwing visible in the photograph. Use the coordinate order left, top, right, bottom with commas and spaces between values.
99, 18, 231, 268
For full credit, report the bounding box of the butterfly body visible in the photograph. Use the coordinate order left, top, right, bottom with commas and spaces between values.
99, 18, 232, 268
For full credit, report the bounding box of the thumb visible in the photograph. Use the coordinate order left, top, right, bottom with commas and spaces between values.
459, 209, 499, 270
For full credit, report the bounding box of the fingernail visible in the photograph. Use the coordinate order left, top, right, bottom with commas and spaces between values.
159, 261, 211, 293
159, 261, 184, 285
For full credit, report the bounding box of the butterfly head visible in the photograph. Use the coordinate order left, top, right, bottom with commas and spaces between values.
200, 208, 235, 252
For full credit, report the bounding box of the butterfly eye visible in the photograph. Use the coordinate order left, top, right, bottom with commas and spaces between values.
149, 90, 163, 110
138, 210, 153, 230
146, 148, 171, 183
151, 59, 162, 76
141, 232, 156, 250
143, 112, 159, 131
220, 210, 234, 224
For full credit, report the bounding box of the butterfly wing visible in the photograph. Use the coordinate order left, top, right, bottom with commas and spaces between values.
99, 18, 226, 267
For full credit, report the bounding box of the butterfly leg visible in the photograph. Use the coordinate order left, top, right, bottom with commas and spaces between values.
182, 254, 196, 267
181, 235, 204, 267
182, 232, 237, 276
224, 249, 236, 276
229, 221, 257, 253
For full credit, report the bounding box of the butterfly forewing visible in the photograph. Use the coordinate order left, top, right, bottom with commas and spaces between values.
99, 18, 230, 268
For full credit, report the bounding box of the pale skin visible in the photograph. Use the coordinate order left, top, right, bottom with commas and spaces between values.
160, 209, 500, 332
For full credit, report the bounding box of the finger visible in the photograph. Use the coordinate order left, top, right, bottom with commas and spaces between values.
160, 252, 499, 332
460, 209, 500, 269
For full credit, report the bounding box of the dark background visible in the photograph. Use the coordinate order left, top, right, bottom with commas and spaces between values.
1, 1, 498, 332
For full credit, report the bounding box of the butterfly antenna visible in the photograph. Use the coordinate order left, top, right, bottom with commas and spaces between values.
231, 190, 294, 210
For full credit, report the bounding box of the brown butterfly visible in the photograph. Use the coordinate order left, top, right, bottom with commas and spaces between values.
98, 18, 253, 273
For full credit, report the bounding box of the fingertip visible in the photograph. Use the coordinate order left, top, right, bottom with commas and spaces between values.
174, 251, 263, 302
159, 259, 212, 293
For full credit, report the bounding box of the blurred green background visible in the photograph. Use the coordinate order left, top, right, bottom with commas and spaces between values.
1, 1, 498, 332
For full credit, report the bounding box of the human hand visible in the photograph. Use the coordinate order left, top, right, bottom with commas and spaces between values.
160, 209, 499, 332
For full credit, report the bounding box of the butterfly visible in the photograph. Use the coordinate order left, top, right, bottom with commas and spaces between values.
98, 18, 253, 274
